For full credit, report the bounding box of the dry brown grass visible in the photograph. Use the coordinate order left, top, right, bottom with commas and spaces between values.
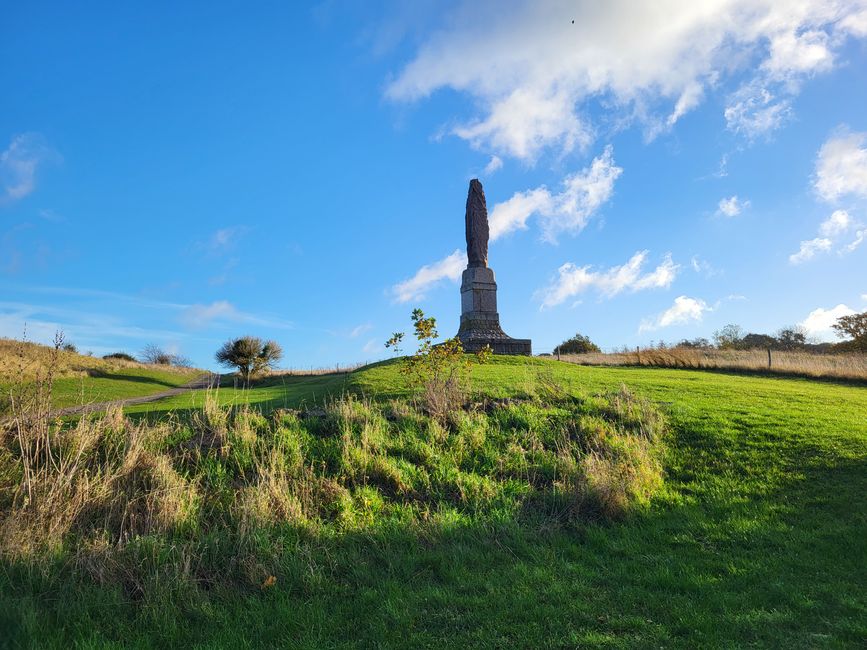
266, 362, 365, 377
0, 337, 195, 382
561, 348, 867, 381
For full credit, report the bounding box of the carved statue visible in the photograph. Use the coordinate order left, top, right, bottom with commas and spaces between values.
465, 179, 489, 268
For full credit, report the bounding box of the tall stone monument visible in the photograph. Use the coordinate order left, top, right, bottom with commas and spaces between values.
457, 179, 532, 355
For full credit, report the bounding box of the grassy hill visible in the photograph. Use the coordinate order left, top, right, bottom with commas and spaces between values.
0, 338, 202, 409
2, 356, 865, 647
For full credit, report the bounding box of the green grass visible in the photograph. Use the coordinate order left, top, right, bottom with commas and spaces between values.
123, 372, 350, 417
49, 366, 201, 408
2, 356, 865, 648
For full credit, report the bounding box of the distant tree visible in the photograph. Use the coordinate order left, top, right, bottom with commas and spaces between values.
676, 337, 711, 349
832, 311, 867, 351
740, 333, 777, 350
554, 333, 601, 355
215, 336, 283, 384
774, 326, 808, 351
103, 352, 136, 362
62, 342, 78, 353
713, 324, 744, 350
141, 344, 174, 365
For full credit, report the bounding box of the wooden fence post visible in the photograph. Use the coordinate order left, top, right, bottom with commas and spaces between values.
767, 348, 772, 369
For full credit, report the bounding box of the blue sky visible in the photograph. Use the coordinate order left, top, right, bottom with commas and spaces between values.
2, 1, 866, 369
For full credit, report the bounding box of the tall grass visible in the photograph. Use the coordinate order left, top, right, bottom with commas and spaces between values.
0, 337, 197, 382
563, 347, 867, 381
0, 358, 667, 602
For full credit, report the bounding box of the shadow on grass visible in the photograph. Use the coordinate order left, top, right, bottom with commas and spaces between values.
568, 360, 867, 388
74, 370, 186, 389
2, 414, 865, 648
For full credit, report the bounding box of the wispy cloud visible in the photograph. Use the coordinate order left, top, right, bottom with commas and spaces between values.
180, 300, 293, 330
789, 237, 832, 265
483, 155, 503, 175
349, 322, 373, 338
0, 300, 189, 356
391, 249, 466, 303
198, 226, 249, 254
489, 145, 622, 243
386, 1, 866, 160
362, 338, 382, 355
639, 296, 710, 333
716, 195, 750, 218
537, 251, 679, 309
690, 255, 720, 277
790, 209, 862, 264
0, 133, 59, 202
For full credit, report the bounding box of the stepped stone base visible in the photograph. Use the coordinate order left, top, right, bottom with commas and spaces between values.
456, 267, 532, 356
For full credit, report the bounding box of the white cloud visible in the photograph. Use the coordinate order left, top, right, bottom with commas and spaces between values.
639, 296, 710, 333
690, 255, 720, 276
724, 82, 792, 139
0, 133, 59, 201
762, 29, 833, 78
484, 155, 503, 175
349, 322, 373, 338
716, 195, 750, 217
489, 145, 622, 242
842, 229, 866, 254
362, 338, 382, 355
386, 1, 867, 160
814, 128, 867, 202
800, 303, 856, 339
819, 209, 852, 237
537, 251, 679, 309
391, 249, 466, 303
789, 237, 832, 264
202, 226, 248, 253
180, 300, 293, 330
791, 209, 863, 262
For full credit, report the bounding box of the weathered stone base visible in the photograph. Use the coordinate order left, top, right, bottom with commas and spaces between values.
456, 267, 532, 356
458, 331, 533, 355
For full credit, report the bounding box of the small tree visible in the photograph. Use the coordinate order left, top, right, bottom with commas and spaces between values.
215, 336, 283, 384
554, 332, 601, 355
774, 326, 807, 351
832, 311, 867, 351
713, 324, 744, 350
386, 309, 490, 422
141, 343, 174, 365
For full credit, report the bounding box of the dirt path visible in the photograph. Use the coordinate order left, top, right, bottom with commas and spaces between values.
53, 373, 221, 417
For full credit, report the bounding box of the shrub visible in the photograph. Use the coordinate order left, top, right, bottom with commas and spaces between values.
387, 309, 490, 422
554, 333, 601, 355
103, 352, 137, 362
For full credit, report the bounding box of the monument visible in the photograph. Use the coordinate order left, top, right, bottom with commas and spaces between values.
456, 179, 532, 355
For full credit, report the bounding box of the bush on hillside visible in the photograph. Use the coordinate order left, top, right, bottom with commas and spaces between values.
554, 333, 601, 355
102, 352, 136, 362
387, 308, 491, 422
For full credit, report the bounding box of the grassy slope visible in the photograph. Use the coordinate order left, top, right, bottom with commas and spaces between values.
0, 339, 201, 409
123, 372, 350, 416
3, 356, 866, 648
49, 367, 201, 408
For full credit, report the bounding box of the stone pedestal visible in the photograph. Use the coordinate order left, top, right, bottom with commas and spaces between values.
457, 267, 532, 355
